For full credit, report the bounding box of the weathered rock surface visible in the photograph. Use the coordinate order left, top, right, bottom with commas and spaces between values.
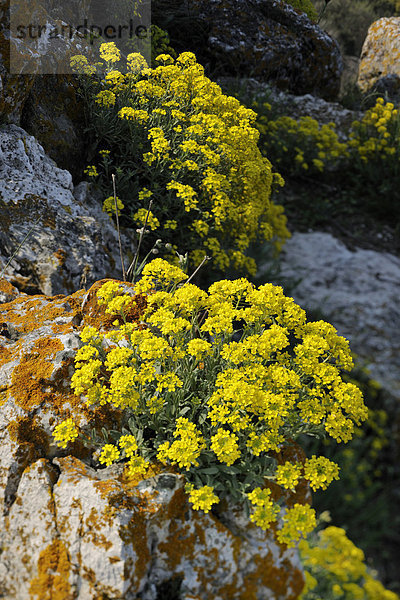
358, 17, 400, 95
0, 0, 93, 176
153, 0, 342, 100
0, 124, 131, 295
262, 232, 400, 399
0, 279, 305, 600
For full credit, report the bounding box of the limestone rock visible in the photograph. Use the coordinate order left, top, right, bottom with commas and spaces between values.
0, 280, 305, 599
262, 232, 400, 399
153, 0, 342, 100
358, 17, 400, 94
0, 124, 132, 295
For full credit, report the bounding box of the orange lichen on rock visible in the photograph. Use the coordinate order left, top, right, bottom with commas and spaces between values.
29, 539, 73, 600
1, 279, 147, 457
238, 552, 304, 600
9, 337, 64, 411
158, 488, 197, 570
358, 17, 400, 91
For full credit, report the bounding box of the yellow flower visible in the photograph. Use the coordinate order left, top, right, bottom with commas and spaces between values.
247, 487, 280, 529
53, 418, 79, 449
303, 456, 340, 491
127, 52, 148, 74
187, 485, 220, 512
99, 42, 121, 64
133, 208, 159, 230
99, 443, 121, 466
275, 461, 302, 490
103, 195, 124, 215
84, 165, 98, 177
277, 504, 317, 547
210, 429, 241, 465
118, 434, 138, 457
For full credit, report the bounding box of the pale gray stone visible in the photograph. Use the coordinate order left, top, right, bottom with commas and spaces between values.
0, 125, 132, 295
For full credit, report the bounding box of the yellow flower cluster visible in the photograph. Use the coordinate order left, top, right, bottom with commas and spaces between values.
210, 429, 241, 466
299, 526, 399, 600
247, 487, 280, 529
52, 418, 79, 449
186, 484, 220, 513
303, 455, 340, 491
276, 503, 317, 548
255, 97, 400, 197
99, 42, 121, 64
256, 108, 348, 175
157, 417, 206, 470
103, 195, 124, 215
71, 45, 290, 275
54, 259, 367, 543
349, 98, 399, 161
133, 208, 160, 230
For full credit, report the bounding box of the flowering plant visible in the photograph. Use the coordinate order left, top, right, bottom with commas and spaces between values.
252, 94, 400, 218
299, 525, 399, 600
71, 43, 289, 276
53, 259, 368, 547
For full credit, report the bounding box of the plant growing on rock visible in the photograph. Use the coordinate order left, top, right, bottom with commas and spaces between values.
71, 43, 289, 277
53, 258, 368, 548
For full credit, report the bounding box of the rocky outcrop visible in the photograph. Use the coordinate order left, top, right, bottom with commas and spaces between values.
0, 278, 305, 600
0, 125, 131, 295
358, 17, 400, 96
262, 232, 400, 400
153, 0, 343, 100
0, 0, 94, 177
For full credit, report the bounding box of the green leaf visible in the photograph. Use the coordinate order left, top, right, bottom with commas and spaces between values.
199, 466, 220, 475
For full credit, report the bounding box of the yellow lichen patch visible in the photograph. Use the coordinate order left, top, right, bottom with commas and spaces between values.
2, 293, 79, 335
9, 337, 64, 411
56, 455, 96, 486
29, 539, 73, 600
54, 249, 67, 266
0, 344, 13, 379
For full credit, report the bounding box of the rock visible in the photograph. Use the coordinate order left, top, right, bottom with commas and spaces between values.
0, 0, 35, 123
153, 0, 342, 100
0, 124, 132, 295
358, 17, 400, 95
261, 232, 400, 400
340, 55, 361, 97
0, 0, 95, 178
370, 73, 400, 104
20, 75, 87, 181
0, 279, 306, 599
